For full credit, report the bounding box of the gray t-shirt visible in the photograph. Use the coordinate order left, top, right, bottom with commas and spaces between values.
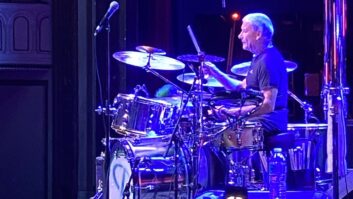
246, 47, 288, 134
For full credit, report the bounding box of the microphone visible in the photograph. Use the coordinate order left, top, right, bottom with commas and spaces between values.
94, 1, 119, 36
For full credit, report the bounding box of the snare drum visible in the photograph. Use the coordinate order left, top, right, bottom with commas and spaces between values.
111, 93, 175, 136
223, 121, 264, 150
109, 136, 190, 199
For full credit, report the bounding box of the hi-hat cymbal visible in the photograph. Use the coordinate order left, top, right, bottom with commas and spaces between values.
231, 60, 298, 76
112, 51, 185, 70
176, 73, 223, 87
135, 45, 166, 55
177, 54, 225, 63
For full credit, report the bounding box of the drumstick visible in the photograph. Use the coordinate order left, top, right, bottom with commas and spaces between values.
302, 143, 305, 170
187, 25, 201, 54
288, 149, 294, 170
307, 141, 311, 169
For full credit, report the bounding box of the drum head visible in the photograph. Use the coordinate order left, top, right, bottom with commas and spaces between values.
109, 157, 132, 199
109, 137, 190, 198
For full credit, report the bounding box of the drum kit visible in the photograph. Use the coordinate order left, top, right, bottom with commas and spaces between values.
95, 45, 327, 199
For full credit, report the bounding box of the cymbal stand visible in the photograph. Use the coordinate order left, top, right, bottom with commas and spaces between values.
184, 53, 210, 198
287, 90, 319, 123
136, 53, 188, 198
160, 76, 198, 199
185, 25, 209, 197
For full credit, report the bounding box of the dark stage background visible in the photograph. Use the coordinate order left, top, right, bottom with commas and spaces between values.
0, 0, 352, 198
97, 0, 353, 124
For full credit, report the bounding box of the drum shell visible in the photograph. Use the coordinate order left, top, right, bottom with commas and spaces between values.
222, 122, 264, 150
111, 93, 176, 136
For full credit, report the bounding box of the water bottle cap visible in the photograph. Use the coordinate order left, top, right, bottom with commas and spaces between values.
273, 148, 282, 153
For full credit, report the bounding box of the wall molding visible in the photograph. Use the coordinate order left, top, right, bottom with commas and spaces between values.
0, 3, 51, 65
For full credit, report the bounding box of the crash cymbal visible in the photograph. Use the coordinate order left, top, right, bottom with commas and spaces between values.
112, 51, 185, 70
135, 45, 166, 55
177, 73, 223, 87
231, 60, 298, 76
177, 54, 225, 63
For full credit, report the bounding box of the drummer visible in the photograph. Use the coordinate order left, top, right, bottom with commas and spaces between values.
204, 13, 288, 136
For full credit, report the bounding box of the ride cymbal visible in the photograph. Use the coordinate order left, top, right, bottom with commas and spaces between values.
113, 51, 185, 70
231, 60, 298, 76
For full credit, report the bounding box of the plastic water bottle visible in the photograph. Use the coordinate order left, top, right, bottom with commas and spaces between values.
268, 148, 287, 199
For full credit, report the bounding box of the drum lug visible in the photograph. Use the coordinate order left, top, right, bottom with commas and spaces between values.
236, 130, 242, 146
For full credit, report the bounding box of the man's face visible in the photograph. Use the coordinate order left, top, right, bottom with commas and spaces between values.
238, 21, 259, 53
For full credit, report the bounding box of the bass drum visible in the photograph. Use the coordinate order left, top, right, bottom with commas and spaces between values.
109, 136, 190, 199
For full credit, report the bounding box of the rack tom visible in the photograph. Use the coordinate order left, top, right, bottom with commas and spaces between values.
111, 93, 175, 137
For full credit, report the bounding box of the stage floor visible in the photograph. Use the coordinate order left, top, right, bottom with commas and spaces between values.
196, 190, 318, 199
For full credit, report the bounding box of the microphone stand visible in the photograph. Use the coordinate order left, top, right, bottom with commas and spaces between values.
104, 20, 112, 199
94, 19, 113, 199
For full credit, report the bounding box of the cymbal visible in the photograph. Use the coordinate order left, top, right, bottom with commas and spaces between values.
112, 51, 185, 70
177, 73, 223, 87
177, 54, 225, 63
135, 45, 166, 55
231, 60, 298, 76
